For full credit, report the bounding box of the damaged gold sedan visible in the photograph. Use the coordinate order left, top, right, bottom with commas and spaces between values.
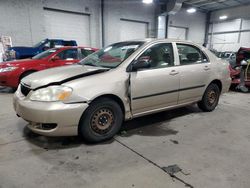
13, 39, 231, 142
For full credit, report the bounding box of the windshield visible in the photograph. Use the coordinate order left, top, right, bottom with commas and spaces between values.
78, 41, 144, 68
32, 49, 58, 59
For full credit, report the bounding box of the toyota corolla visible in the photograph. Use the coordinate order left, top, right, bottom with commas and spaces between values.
13, 39, 231, 142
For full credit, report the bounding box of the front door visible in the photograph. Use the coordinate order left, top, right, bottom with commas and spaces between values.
56, 48, 80, 66
130, 43, 180, 116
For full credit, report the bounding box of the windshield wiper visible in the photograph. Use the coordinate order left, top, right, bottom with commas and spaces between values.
82, 63, 112, 69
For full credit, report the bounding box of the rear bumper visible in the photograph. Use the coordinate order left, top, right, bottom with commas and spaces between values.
13, 89, 89, 136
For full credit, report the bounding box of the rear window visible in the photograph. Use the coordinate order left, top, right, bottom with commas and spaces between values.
63, 41, 76, 46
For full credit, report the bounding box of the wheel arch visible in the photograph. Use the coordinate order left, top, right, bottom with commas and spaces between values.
90, 94, 126, 115
209, 79, 222, 93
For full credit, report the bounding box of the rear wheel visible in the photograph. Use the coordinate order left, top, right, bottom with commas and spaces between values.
198, 83, 220, 112
79, 98, 123, 143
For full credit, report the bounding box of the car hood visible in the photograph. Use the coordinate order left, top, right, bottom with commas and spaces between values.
21, 65, 109, 89
0, 59, 40, 68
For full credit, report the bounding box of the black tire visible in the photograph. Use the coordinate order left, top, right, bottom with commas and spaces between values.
10, 87, 17, 93
19, 71, 36, 83
79, 98, 123, 143
198, 83, 220, 112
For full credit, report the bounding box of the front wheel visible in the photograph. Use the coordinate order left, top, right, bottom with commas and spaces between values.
79, 98, 123, 143
198, 83, 220, 112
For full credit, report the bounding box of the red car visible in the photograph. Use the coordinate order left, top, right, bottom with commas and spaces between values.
230, 64, 250, 87
0, 46, 98, 88
229, 48, 250, 87
236, 47, 250, 66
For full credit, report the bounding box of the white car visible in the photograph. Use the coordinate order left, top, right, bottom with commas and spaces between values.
14, 39, 231, 142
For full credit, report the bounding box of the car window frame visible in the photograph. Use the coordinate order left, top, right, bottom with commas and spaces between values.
127, 42, 177, 72
176, 43, 210, 66
79, 48, 95, 59
56, 48, 79, 60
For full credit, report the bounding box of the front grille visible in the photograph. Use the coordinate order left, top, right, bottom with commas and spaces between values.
30, 122, 57, 130
21, 84, 31, 96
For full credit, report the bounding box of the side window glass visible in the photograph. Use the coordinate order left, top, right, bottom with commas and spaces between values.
44, 41, 50, 48
137, 43, 174, 69
177, 44, 208, 65
43, 41, 50, 51
57, 49, 78, 60
53, 41, 63, 48
80, 49, 95, 59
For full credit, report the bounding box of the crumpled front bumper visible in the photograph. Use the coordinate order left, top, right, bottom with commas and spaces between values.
13, 88, 89, 136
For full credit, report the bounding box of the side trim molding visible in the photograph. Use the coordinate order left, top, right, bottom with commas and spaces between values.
132, 85, 205, 100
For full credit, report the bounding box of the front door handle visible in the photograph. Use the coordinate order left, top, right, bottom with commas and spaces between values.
204, 65, 210, 71
169, 70, 179, 76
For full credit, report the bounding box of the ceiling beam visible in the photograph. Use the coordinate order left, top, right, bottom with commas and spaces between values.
185, 0, 228, 6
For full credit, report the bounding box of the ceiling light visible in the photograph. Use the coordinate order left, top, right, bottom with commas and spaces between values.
142, 0, 153, 4
219, 15, 228, 20
187, 8, 196, 13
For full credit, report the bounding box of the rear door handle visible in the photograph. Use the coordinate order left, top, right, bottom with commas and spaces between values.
204, 66, 210, 71
169, 70, 179, 76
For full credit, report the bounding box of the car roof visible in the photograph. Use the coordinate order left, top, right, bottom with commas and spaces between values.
53, 46, 98, 50
121, 38, 197, 44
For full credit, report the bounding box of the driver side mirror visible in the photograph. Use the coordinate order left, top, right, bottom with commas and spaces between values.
51, 56, 60, 61
129, 59, 150, 72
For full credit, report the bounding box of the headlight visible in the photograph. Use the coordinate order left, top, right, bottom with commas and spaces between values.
0, 66, 18, 73
29, 86, 73, 102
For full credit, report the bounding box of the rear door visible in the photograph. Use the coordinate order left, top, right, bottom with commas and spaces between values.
176, 43, 211, 104
130, 43, 180, 116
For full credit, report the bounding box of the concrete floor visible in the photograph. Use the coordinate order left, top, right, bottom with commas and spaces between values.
0, 86, 250, 188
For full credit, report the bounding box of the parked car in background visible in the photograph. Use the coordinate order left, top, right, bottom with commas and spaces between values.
229, 64, 250, 87
0, 46, 97, 88
236, 47, 250, 66
209, 49, 220, 57
230, 48, 250, 87
218, 51, 236, 67
5, 38, 77, 60
14, 39, 231, 143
